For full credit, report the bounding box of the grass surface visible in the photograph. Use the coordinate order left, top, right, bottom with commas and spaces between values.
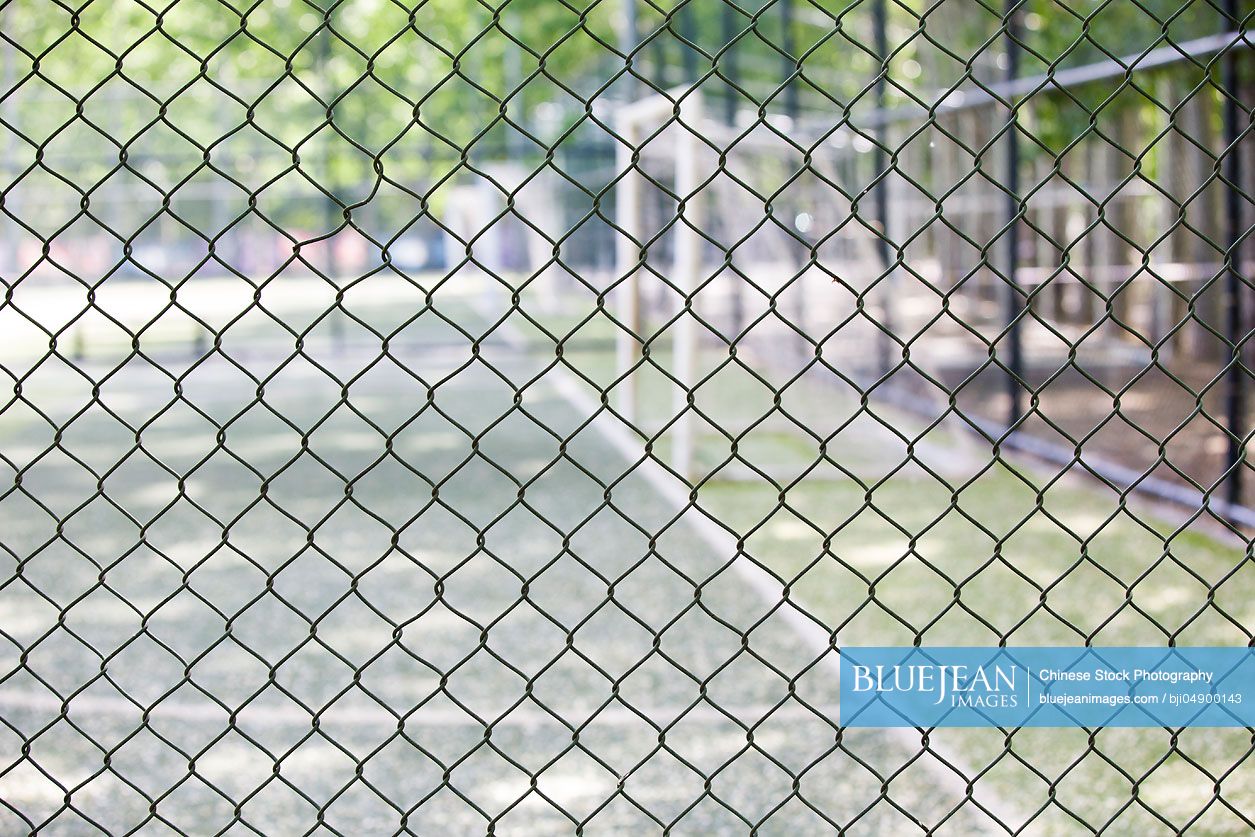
1, 279, 1252, 834
515, 298, 1255, 835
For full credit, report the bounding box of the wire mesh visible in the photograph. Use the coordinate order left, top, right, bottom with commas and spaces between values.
0, 0, 1252, 834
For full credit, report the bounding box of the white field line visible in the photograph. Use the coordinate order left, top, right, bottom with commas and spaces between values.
485, 307, 1025, 830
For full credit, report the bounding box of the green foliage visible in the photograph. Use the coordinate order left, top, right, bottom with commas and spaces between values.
0, 0, 1233, 219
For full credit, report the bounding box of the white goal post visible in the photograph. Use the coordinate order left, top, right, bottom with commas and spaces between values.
614, 87, 704, 480
612, 87, 888, 482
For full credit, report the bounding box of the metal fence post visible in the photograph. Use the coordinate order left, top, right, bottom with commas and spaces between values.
722, 3, 738, 126
622, 0, 638, 102
1003, 0, 1026, 428
782, 0, 798, 119
781, 0, 807, 347
873, 0, 894, 376
654, 8, 670, 89
1223, 0, 1247, 509
1, 7, 13, 281
722, 2, 746, 338
316, 15, 346, 353
681, 0, 697, 84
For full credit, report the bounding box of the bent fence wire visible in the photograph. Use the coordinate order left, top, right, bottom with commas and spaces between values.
0, 0, 1251, 834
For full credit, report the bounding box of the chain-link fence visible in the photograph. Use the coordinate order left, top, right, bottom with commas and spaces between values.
0, 0, 1251, 834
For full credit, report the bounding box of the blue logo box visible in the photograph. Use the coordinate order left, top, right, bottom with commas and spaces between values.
839, 647, 1255, 727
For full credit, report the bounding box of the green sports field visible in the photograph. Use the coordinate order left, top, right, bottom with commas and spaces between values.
1, 277, 1250, 834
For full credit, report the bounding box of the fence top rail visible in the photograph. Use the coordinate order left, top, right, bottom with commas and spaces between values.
797, 30, 1251, 133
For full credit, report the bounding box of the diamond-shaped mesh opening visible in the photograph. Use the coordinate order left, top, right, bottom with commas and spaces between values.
0, 0, 1252, 833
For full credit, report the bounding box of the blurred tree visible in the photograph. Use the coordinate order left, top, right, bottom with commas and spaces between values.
0, 0, 1238, 223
